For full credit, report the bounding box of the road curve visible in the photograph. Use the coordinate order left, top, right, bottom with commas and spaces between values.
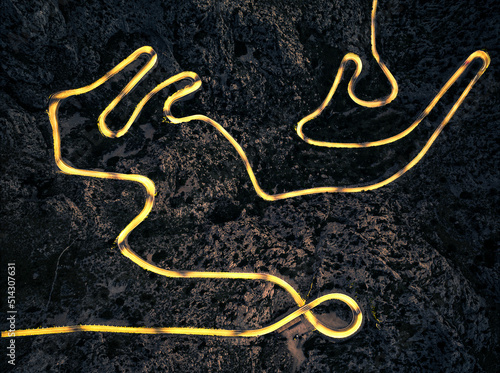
2, 0, 489, 340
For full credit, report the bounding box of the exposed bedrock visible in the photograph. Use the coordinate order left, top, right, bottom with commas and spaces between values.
0, 0, 498, 372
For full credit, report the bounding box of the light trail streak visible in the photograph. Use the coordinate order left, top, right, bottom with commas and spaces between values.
2, 0, 489, 340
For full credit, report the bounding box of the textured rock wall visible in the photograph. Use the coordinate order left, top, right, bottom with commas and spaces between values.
1, 0, 498, 372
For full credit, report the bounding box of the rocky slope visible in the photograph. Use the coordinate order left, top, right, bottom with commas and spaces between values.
1, 0, 498, 372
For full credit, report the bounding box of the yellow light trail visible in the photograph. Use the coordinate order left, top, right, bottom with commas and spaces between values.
2, 0, 489, 340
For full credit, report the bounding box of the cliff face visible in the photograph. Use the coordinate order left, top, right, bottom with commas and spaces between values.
1, 0, 498, 372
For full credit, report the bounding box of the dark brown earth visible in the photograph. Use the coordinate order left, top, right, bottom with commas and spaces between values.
1, 0, 498, 372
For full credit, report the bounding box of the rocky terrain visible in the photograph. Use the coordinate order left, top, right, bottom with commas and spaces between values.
1, 0, 498, 372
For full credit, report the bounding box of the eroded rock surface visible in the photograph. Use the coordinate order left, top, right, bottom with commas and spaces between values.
1, 0, 498, 372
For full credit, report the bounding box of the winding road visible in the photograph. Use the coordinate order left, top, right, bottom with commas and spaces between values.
2, 0, 489, 340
